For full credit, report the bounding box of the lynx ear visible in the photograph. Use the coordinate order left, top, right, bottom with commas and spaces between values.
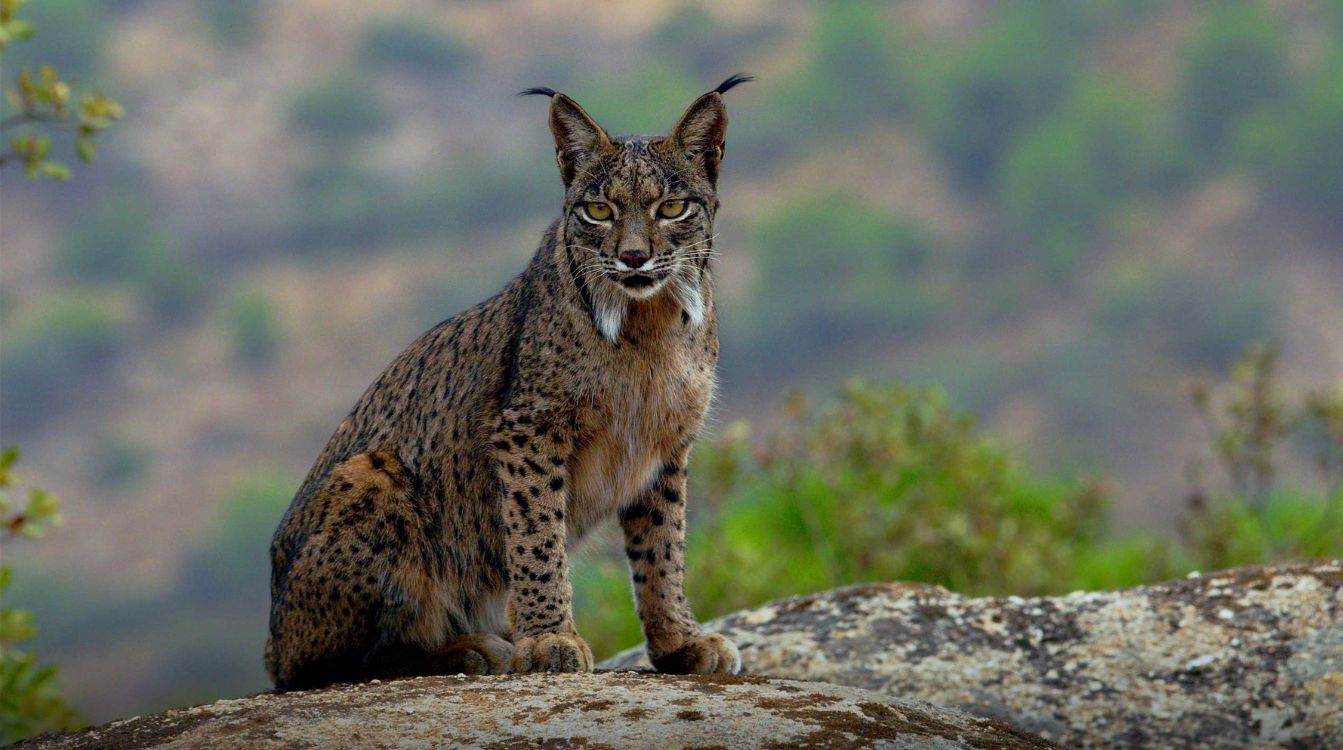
668, 73, 754, 183
521, 87, 612, 187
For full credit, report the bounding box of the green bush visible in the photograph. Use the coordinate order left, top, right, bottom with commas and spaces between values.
1235, 61, 1343, 218
914, 2, 1080, 190
1177, 1, 1291, 162
999, 80, 1176, 279
750, 195, 940, 353
764, 2, 906, 136
1096, 265, 1273, 369
359, 18, 474, 75
288, 72, 389, 140
1183, 347, 1343, 566
1183, 490, 1343, 570
0, 296, 127, 430
227, 289, 280, 369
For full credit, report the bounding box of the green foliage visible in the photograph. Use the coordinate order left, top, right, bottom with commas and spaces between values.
2, 67, 120, 176
197, 0, 261, 47
1177, 1, 1291, 161
288, 72, 389, 140
731, 2, 902, 163
750, 195, 939, 352
1183, 346, 1343, 566
1235, 60, 1343, 218
9, 474, 295, 719
359, 17, 473, 75
999, 80, 1176, 279
0, 448, 63, 540
1182, 489, 1343, 570
1096, 265, 1273, 369
0, 295, 127, 429
788, 2, 905, 126
0, 449, 80, 744
0, 0, 121, 179
227, 288, 281, 369
914, 2, 1079, 190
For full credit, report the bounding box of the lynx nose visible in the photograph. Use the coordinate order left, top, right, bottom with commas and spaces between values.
618, 248, 650, 269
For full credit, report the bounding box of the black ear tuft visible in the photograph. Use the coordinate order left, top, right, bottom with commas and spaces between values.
713, 73, 755, 96
518, 86, 559, 98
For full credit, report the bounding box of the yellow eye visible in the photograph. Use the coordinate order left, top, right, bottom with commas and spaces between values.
583, 202, 612, 221
658, 200, 688, 219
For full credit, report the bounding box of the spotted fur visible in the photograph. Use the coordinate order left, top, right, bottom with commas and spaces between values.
266, 75, 750, 689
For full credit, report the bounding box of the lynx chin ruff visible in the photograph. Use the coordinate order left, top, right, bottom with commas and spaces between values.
266, 74, 753, 689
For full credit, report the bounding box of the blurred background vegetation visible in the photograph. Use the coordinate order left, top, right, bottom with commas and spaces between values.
1, 0, 1341, 740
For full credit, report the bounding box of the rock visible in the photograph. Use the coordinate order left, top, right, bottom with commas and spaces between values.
603, 561, 1343, 749
16, 672, 1056, 749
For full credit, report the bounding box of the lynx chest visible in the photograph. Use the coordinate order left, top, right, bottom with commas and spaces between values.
565, 337, 713, 538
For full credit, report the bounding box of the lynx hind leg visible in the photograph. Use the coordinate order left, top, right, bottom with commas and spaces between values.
268, 450, 460, 689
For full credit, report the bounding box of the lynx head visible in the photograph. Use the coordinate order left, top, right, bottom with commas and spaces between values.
522, 74, 752, 342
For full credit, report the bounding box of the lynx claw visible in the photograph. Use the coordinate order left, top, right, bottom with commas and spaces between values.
651, 633, 741, 675
510, 632, 594, 674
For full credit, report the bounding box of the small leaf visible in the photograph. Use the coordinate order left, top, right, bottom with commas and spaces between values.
6, 17, 32, 39
25, 488, 59, 520
38, 161, 70, 180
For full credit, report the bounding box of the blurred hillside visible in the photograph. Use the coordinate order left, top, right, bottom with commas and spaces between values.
1, 0, 1341, 724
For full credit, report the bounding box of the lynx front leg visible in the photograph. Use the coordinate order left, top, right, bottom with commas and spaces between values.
492, 404, 592, 673
620, 449, 740, 674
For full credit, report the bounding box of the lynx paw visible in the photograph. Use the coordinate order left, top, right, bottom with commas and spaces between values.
651, 633, 741, 675
441, 633, 513, 675
510, 633, 594, 674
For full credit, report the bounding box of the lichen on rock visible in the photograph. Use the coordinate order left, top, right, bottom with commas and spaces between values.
603, 561, 1343, 749
14, 672, 1057, 749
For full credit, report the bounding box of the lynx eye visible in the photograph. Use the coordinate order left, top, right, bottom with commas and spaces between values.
658, 200, 688, 219
582, 202, 613, 222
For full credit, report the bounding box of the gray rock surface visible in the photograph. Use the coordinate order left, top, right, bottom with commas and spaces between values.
16, 672, 1055, 749
604, 561, 1343, 749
